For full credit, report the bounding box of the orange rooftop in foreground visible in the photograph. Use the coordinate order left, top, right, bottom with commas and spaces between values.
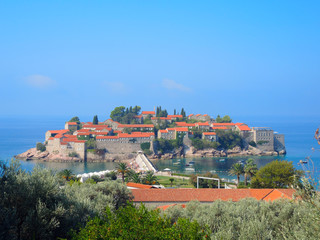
131, 189, 296, 208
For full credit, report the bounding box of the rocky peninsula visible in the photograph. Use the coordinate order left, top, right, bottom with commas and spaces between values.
16, 106, 286, 163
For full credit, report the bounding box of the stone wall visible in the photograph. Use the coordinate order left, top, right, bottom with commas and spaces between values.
274, 134, 285, 152
96, 141, 142, 154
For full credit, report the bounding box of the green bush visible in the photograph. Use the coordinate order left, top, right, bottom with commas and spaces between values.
249, 141, 257, 147
68, 152, 79, 157
140, 142, 151, 151
165, 199, 320, 239
257, 140, 269, 145
191, 139, 220, 150
70, 203, 209, 240
0, 160, 132, 240
143, 149, 152, 155
216, 130, 243, 150
36, 142, 46, 152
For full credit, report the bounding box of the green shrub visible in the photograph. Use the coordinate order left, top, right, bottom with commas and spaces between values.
143, 149, 152, 155
36, 142, 46, 152
70, 203, 209, 240
257, 140, 269, 145
140, 142, 151, 151
165, 199, 320, 239
0, 160, 132, 240
249, 141, 257, 147
68, 152, 79, 157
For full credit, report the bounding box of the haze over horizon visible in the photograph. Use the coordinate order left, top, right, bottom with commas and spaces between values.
1, 1, 319, 119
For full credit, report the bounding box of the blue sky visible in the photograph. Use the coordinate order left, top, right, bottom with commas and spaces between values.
0, 1, 319, 120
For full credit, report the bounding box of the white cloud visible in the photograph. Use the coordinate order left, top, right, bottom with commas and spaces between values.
103, 81, 127, 93
25, 75, 56, 89
162, 79, 191, 92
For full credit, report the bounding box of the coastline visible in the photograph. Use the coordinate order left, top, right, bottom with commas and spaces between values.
15, 146, 286, 163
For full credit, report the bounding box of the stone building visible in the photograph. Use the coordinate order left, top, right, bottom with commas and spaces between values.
251, 127, 275, 151
64, 122, 78, 131
188, 114, 210, 122
202, 132, 217, 142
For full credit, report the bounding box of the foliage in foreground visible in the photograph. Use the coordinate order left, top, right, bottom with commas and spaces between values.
70, 203, 209, 240
0, 160, 132, 240
165, 199, 320, 240
251, 160, 302, 188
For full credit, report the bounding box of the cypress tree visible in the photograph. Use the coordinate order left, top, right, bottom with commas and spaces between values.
93, 115, 98, 124
174, 109, 176, 115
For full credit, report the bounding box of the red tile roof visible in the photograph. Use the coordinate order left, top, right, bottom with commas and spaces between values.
131, 189, 252, 202
131, 189, 296, 203
212, 123, 236, 126
66, 122, 78, 125
167, 115, 183, 118
96, 136, 119, 140
188, 114, 194, 117
237, 125, 251, 131
196, 114, 201, 117
159, 130, 168, 133
48, 130, 69, 134
203, 132, 216, 136
151, 117, 171, 120
196, 122, 209, 126
118, 124, 154, 128
263, 189, 296, 201
157, 204, 186, 211
167, 128, 176, 131
118, 132, 155, 138
175, 122, 196, 127
142, 111, 155, 115
211, 126, 229, 130
127, 182, 154, 189
175, 127, 188, 132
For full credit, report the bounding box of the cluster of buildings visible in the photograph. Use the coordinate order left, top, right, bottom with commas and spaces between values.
44, 110, 285, 160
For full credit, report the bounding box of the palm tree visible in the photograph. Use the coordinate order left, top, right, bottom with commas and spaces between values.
126, 169, 141, 183
229, 163, 244, 187
116, 162, 128, 183
169, 178, 175, 187
59, 169, 74, 181
244, 159, 258, 186
143, 171, 158, 185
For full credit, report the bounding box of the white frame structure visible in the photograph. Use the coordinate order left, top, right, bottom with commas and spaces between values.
197, 176, 220, 189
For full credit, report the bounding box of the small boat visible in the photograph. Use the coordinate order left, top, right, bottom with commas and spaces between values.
189, 161, 195, 165
185, 168, 195, 171
173, 162, 180, 165
219, 159, 225, 162
185, 164, 190, 167
299, 160, 308, 164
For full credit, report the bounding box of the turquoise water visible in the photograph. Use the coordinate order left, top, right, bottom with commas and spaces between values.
1, 116, 320, 178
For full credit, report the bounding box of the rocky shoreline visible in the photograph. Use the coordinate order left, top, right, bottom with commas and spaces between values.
16, 146, 286, 163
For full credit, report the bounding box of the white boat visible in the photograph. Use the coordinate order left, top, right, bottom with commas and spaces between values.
185, 167, 195, 171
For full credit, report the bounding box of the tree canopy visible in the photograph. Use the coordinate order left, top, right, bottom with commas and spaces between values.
110, 106, 141, 123
251, 160, 301, 188
216, 130, 243, 150
69, 116, 80, 123
215, 115, 232, 123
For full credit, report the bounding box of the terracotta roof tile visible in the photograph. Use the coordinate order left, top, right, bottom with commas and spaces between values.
142, 111, 156, 115
127, 182, 154, 189
167, 115, 183, 118
203, 132, 216, 136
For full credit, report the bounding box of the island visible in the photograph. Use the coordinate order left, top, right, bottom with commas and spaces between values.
16, 106, 286, 162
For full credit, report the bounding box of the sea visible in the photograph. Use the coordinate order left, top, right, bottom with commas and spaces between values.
0, 115, 319, 181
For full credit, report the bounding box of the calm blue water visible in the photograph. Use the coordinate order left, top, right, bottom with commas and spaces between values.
0, 116, 319, 178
